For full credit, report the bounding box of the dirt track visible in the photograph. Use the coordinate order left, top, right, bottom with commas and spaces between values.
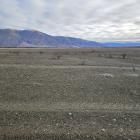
0, 64, 140, 70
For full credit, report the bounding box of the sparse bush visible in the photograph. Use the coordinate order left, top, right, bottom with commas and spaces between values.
39, 51, 43, 54
14, 51, 20, 56
121, 53, 127, 59
132, 64, 136, 72
129, 57, 136, 72
131, 59, 136, 72
108, 54, 113, 58
79, 60, 86, 65
56, 55, 61, 60
90, 50, 95, 53
9, 51, 12, 54
97, 53, 102, 57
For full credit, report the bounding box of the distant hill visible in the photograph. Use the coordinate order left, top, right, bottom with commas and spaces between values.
0, 29, 140, 48
103, 42, 140, 47
0, 29, 102, 48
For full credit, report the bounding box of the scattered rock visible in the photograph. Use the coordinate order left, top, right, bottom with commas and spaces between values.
113, 118, 117, 122
97, 73, 114, 78
68, 112, 72, 116
119, 128, 123, 132
43, 129, 47, 132
101, 128, 106, 132
56, 123, 59, 126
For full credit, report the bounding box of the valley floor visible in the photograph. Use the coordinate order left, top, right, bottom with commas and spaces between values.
0, 48, 140, 139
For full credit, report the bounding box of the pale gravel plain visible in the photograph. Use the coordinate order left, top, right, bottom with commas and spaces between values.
0, 48, 140, 140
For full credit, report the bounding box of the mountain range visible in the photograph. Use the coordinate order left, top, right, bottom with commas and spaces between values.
0, 29, 140, 48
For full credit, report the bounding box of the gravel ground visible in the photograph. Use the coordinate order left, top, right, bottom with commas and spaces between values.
0, 48, 139, 139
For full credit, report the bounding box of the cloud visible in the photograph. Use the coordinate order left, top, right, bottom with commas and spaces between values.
0, 0, 140, 42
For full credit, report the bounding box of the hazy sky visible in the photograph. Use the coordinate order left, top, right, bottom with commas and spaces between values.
0, 0, 140, 42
